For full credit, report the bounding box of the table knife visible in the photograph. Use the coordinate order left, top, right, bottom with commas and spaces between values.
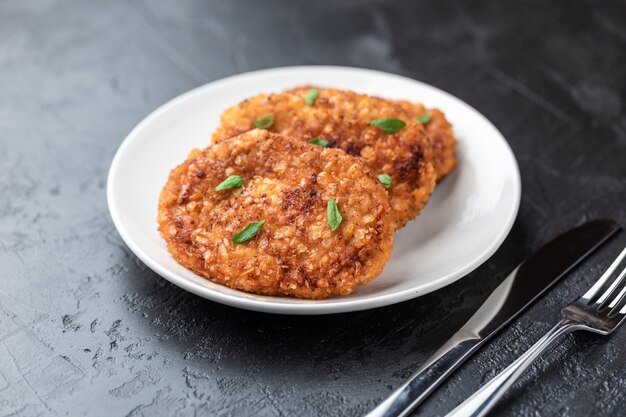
366, 219, 620, 417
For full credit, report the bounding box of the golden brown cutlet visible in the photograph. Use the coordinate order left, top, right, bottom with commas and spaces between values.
158, 129, 394, 299
212, 86, 437, 229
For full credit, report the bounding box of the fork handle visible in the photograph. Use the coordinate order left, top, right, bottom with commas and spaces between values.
445, 318, 580, 417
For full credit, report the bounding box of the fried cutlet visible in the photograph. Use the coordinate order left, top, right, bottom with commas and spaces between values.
158, 129, 394, 299
212, 87, 437, 229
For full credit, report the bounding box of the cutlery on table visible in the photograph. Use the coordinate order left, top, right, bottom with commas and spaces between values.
365, 219, 620, 417
446, 244, 626, 417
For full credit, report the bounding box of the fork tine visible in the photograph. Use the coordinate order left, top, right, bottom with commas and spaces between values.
583, 246, 626, 301
608, 280, 626, 314
596, 263, 626, 306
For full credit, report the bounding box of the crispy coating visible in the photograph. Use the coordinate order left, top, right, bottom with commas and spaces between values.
396, 101, 457, 181
212, 87, 437, 229
158, 129, 394, 299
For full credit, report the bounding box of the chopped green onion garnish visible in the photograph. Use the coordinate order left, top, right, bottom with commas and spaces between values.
377, 174, 392, 189
253, 114, 274, 129
215, 175, 243, 191
327, 199, 342, 231
309, 138, 329, 147
232, 221, 265, 244
305, 89, 320, 106
370, 118, 406, 134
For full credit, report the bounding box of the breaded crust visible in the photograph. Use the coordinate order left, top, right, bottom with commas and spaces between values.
396, 101, 457, 181
158, 129, 394, 299
212, 87, 437, 229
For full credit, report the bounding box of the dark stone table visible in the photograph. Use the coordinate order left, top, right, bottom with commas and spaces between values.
1, 1, 625, 416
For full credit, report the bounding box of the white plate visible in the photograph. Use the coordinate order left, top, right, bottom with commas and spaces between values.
107, 66, 520, 315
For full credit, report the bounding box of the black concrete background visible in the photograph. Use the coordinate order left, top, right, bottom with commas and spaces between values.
1, 1, 625, 416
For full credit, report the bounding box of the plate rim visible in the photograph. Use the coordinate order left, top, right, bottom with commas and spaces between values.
107, 65, 521, 315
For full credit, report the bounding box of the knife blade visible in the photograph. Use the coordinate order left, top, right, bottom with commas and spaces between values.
366, 219, 621, 417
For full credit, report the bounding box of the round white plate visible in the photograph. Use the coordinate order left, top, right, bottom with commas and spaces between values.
107, 66, 520, 315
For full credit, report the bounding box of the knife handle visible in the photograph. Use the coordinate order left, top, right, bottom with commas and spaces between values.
366, 338, 481, 417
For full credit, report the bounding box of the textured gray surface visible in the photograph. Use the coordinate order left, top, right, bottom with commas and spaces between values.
1, 1, 625, 416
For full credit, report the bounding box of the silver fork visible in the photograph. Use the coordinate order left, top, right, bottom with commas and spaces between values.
446, 245, 626, 417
